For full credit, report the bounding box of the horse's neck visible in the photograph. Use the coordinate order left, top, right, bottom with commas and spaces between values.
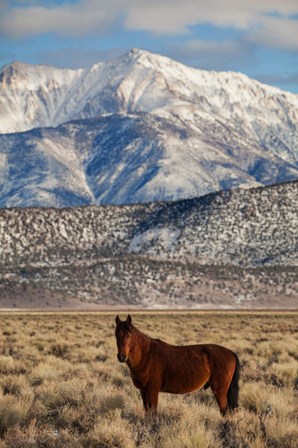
128, 328, 151, 370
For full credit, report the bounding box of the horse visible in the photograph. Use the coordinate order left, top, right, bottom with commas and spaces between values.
115, 314, 240, 415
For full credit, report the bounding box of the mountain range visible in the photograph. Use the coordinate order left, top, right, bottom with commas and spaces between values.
1, 49, 298, 207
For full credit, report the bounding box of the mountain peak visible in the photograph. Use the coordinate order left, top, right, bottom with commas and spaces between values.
116, 48, 158, 66
118, 48, 172, 68
129, 48, 144, 56
0, 49, 298, 208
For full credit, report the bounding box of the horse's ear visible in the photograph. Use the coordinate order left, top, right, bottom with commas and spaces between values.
115, 315, 121, 325
126, 314, 132, 325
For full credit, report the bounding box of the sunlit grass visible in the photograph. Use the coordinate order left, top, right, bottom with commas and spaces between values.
0, 311, 297, 447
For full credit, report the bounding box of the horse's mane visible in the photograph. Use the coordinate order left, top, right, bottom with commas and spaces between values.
133, 325, 168, 347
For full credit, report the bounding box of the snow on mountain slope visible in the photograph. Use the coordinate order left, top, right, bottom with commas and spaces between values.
1, 112, 298, 208
0, 49, 298, 207
1, 50, 298, 147
0, 126, 95, 208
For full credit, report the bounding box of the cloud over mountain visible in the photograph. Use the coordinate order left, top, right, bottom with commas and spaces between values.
1, 0, 297, 52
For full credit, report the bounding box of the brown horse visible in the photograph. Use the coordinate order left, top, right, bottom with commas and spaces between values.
115, 315, 240, 415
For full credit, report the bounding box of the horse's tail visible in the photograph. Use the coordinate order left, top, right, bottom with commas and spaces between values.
227, 353, 240, 411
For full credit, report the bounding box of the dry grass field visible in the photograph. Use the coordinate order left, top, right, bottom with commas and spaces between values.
0, 311, 297, 447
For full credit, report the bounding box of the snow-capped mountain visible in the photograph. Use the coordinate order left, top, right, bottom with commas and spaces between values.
1, 49, 298, 207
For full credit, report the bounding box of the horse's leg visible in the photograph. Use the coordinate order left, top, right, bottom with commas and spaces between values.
210, 359, 235, 416
210, 382, 229, 416
145, 386, 159, 414
140, 390, 148, 412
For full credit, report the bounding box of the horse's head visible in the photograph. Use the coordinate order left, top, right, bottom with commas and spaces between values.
115, 315, 133, 363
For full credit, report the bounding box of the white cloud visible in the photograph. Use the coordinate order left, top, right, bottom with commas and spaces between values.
248, 16, 298, 51
0, 0, 297, 51
0, 0, 122, 37
125, 1, 252, 33
125, 1, 298, 35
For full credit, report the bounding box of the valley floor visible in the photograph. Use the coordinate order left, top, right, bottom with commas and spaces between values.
0, 260, 297, 310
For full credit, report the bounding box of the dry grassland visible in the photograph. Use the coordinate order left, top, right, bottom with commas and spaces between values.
0, 311, 297, 447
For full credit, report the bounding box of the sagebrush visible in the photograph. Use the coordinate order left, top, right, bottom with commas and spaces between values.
0, 311, 297, 447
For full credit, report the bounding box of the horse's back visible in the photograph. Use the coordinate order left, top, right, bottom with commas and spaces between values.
199, 343, 237, 357
152, 340, 236, 367
158, 342, 236, 365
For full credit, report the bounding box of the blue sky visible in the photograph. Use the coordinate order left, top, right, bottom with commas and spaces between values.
0, 0, 297, 93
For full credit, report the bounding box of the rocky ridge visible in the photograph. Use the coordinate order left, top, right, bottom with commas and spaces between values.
0, 181, 297, 309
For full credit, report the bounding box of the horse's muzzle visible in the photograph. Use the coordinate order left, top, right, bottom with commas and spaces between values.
117, 353, 127, 363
